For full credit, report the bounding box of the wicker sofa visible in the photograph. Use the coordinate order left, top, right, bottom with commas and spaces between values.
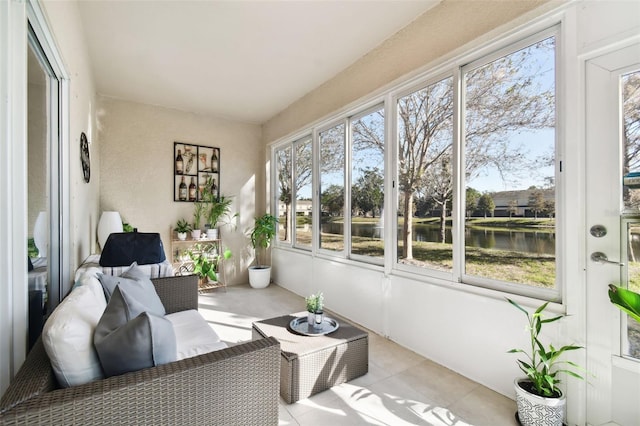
0, 275, 281, 425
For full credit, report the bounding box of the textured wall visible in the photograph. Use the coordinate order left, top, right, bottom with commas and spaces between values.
97, 97, 262, 285
263, 0, 555, 143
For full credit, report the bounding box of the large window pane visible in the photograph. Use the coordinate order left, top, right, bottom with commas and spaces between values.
319, 124, 345, 252
463, 36, 556, 289
397, 77, 454, 272
351, 106, 385, 259
275, 146, 292, 243
623, 70, 640, 212
622, 70, 640, 359
294, 137, 313, 248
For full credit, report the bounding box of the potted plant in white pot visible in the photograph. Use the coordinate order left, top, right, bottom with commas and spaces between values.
305, 291, 324, 326
507, 298, 584, 426
175, 219, 192, 241
192, 201, 205, 239
199, 176, 235, 240
248, 213, 278, 289
205, 195, 234, 240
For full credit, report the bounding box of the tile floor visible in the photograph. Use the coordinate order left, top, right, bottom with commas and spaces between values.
198, 284, 518, 426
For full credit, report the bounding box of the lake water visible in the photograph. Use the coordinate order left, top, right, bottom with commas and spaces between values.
321, 222, 555, 255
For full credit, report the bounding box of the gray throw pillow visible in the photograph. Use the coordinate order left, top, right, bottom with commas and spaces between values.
97, 263, 165, 316
94, 286, 177, 378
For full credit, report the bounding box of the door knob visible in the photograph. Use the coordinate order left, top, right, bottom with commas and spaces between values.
590, 251, 624, 266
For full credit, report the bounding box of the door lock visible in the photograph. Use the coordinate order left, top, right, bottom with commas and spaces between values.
590, 251, 624, 266
590, 224, 607, 238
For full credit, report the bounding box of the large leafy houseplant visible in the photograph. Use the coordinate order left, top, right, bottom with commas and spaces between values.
507, 298, 584, 398
250, 213, 278, 266
187, 243, 231, 283
247, 213, 278, 289
608, 284, 640, 322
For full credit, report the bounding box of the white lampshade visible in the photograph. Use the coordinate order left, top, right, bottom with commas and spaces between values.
97, 211, 123, 250
33, 211, 48, 258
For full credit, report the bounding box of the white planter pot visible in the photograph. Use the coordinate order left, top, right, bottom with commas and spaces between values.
514, 378, 565, 426
177, 232, 187, 241
206, 228, 218, 240
248, 265, 271, 289
191, 229, 201, 239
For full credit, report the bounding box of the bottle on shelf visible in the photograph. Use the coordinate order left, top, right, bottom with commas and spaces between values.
188, 177, 196, 201
175, 149, 184, 174
211, 149, 219, 173
179, 176, 187, 201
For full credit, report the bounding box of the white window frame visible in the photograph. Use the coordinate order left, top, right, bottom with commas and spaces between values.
459, 25, 561, 301
348, 103, 386, 266
316, 119, 348, 257
269, 20, 564, 302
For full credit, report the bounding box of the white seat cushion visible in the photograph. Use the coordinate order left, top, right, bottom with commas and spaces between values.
166, 310, 227, 360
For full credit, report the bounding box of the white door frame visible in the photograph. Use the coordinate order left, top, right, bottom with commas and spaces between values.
585, 40, 640, 425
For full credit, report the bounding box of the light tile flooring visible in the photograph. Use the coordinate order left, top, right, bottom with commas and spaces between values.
198, 284, 518, 426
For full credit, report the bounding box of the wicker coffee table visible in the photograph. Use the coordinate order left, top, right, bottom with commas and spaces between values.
252, 312, 368, 403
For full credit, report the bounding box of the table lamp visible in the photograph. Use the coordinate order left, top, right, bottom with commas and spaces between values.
97, 211, 123, 250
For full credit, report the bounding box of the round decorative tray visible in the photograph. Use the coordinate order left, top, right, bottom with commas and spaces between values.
288, 316, 339, 336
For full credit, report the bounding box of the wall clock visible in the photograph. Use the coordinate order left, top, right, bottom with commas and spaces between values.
80, 132, 90, 183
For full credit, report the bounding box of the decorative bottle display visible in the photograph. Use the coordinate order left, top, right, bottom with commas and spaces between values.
211, 149, 219, 173
175, 149, 184, 174
174, 143, 220, 202
188, 177, 196, 201
179, 176, 187, 201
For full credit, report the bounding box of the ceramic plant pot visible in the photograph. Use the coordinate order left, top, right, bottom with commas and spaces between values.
177, 232, 187, 241
248, 265, 271, 289
514, 378, 565, 426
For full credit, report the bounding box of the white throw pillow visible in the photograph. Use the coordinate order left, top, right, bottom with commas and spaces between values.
42, 273, 107, 387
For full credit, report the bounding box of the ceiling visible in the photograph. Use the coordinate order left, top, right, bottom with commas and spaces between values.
77, 0, 440, 124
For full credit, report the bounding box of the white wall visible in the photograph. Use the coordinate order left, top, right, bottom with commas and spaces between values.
273, 250, 550, 398
41, 0, 100, 280
97, 97, 263, 285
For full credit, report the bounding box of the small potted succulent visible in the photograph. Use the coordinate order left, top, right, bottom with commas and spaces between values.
305, 291, 324, 327
507, 298, 584, 426
175, 218, 192, 241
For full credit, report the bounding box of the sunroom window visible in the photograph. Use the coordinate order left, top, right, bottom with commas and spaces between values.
271, 28, 560, 300
275, 145, 292, 243
462, 34, 557, 296
294, 136, 313, 249
319, 123, 346, 252
396, 77, 454, 273
351, 105, 385, 261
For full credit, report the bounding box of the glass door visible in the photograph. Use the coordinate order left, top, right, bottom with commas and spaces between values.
585, 42, 640, 425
